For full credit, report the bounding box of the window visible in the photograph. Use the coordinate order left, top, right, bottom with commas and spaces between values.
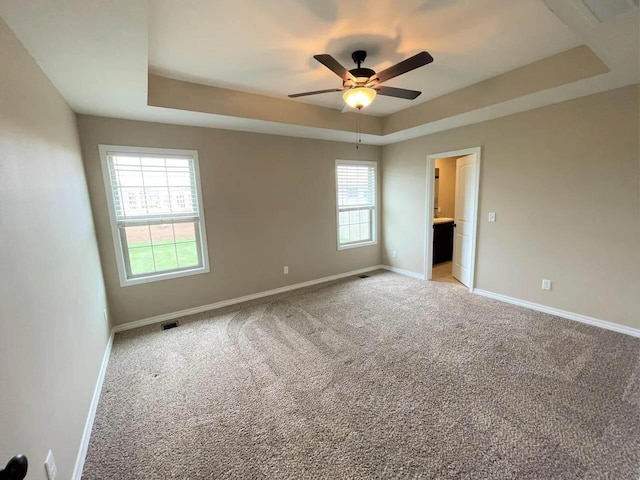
99, 145, 209, 286
336, 160, 377, 249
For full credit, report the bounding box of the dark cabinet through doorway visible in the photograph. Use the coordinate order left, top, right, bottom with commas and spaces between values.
433, 221, 454, 265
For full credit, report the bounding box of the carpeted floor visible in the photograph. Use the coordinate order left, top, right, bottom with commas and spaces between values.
83, 271, 640, 479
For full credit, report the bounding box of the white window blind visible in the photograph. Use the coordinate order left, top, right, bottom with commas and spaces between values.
107, 154, 200, 224
336, 161, 377, 248
100, 145, 209, 286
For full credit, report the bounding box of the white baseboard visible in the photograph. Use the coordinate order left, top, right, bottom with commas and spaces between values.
474, 289, 640, 338
113, 265, 387, 333
380, 265, 426, 280
72, 329, 114, 480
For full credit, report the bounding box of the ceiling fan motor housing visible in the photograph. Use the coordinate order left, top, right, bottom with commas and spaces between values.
348, 68, 376, 81
346, 50, 376, 86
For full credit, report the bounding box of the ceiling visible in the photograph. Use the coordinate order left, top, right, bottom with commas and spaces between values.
148, 0, 582, 116
0, 0, 638, 145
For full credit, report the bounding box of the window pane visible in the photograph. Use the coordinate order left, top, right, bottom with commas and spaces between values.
141, 158, 167, 187
340, 225, 350, 243
360, 222, 371, 241
152, 244, 178, 271
114, 160, 143, 187
120, 188, 145, 217
108, 154, 199, 220
349, 224, 361, 242
150, 224, 175, 246
128, 246, 155, 275
336, 163, 375, 208
113, 155, 140, 168
338, 207, 374, 245
174, 222, 196, 243
170, 188, 194, 212
166, 158, 192, 187
124, 222, 200, 275
124, 225, 150, 247
177, 242, 199, 268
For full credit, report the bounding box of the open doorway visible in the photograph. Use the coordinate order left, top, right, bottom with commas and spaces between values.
424, 147, 481, 291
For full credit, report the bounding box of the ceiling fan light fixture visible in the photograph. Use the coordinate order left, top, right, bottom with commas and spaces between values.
343, 87, 376, 110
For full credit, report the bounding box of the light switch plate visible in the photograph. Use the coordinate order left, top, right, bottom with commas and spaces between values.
488, 212, 496, 222
542, 279, 552, 291
283, 266, 288, 275
392, 250, 397, 258
45, 450, 57, 480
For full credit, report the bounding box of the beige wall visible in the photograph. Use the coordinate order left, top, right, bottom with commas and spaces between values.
382, 85, 640, 329
0, 18, 109, 480
148, 74, 383, 136
77, 116, 382, 326
435, 157, 456, 219
382, 46, 608, 134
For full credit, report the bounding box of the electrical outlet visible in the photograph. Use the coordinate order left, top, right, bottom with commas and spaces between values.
542, 279, 552, 291
283, 266, 288, 275
103, 309, 108, 323
488, 212, 496, 222
392, 250, 397, 258
45, 450, 57, 480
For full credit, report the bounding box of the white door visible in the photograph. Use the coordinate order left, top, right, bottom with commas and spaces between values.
452, 154, 477, 287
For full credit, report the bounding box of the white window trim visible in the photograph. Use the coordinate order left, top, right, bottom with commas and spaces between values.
335, 159, 378, 251
99, 144, 210, 287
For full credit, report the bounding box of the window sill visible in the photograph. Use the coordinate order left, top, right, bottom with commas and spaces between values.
119, 265, 210, 287
338, 240, 377, 251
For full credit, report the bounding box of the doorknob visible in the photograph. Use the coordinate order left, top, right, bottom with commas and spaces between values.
0, 455, 28, 480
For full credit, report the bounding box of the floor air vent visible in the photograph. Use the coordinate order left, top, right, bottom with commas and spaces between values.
358, 274, 369, 278
162, 321, 179, 330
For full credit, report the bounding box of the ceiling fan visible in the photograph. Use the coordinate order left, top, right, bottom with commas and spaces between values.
289, 50, 434, 110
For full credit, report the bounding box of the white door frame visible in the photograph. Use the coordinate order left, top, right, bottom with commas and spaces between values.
424, 147, 482, 292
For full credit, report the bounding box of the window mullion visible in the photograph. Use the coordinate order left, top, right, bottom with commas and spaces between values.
140, 158, 149, 216
149, 225, 158, 273
171, 223, 179, 268
164, 157, 174, 216
338, 205, 374, 213
194, 220, 204, 269
117, 215, 199, 228
120, 226, 134, 278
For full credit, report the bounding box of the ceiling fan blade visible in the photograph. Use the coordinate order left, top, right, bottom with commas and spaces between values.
288, 88, 344, 98
375, 86, 422, 100
314, 54, 356, 81
374, 51, 433, 84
